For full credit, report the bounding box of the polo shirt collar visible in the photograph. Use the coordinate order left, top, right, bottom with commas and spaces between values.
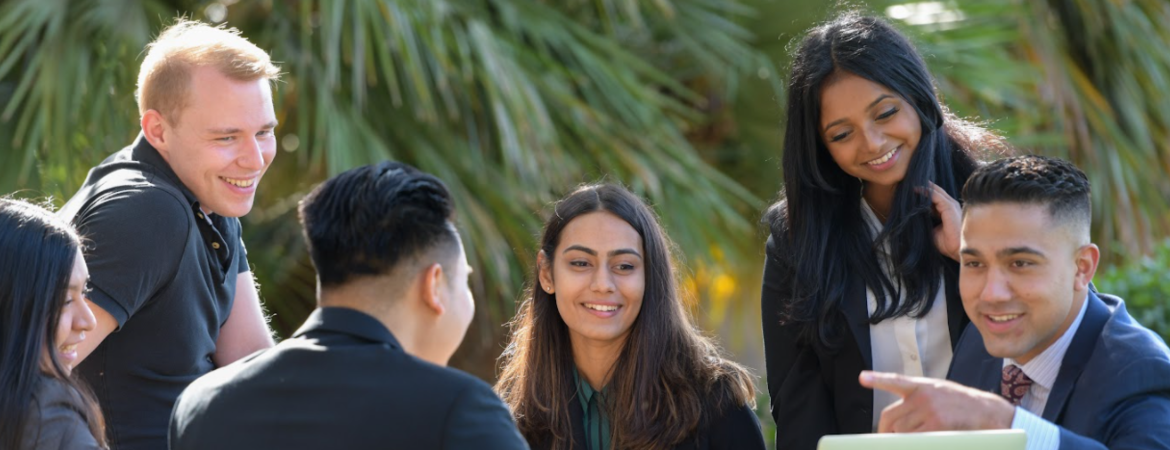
293, 307, 402, 350
129, 133, 203, 210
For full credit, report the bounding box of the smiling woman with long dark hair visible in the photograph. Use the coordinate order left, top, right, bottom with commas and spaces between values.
496, 184, 764, 450
0, 198, 106, 449
760, 12, 1008, 449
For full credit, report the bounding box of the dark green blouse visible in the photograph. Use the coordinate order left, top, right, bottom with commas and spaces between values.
574, 368, 612, 450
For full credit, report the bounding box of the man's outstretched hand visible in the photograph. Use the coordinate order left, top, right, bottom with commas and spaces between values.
860, 370, 1016, 433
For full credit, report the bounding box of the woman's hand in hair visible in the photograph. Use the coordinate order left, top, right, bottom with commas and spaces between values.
926, 182, 962, 261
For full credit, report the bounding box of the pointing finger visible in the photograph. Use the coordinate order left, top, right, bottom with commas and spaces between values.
860, 370, 924, 398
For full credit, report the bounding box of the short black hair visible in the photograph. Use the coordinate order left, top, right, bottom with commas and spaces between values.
298, 161, 459, 288
962, 155, 1091, 228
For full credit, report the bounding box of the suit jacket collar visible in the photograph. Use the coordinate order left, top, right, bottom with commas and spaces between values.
967, 344, 1003, 393
567, 388, 588, 448
1043, 291, 1109, 422
844, 277, 873, 369
292, 307, 402, 350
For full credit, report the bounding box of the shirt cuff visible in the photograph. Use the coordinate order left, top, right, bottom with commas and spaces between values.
1011, 407, 1060, 450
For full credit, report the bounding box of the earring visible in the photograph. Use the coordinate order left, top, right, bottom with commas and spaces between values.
543, 285, 554, 294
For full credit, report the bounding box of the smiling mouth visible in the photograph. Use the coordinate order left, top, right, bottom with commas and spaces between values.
220, 176, 256, 188
988, 313, 1022, 323
865, 146, 899, 166
583, 303, 620, 312
59, 343, 78, 353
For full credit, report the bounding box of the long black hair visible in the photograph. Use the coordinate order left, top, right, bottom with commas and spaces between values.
764, 13, 1003, 347
0, 198, 106, 448
497, 184, 754, 449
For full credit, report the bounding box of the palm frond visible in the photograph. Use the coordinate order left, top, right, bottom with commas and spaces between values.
898, 0, 1170, 261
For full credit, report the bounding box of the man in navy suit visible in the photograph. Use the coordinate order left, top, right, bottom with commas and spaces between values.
859, 155, 1170, 449
169, 162, 528, 449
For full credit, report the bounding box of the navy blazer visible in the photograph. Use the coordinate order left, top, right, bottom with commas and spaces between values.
169, 307, 529, 450
948, 292, 1170, 450
761, 233, 968, 450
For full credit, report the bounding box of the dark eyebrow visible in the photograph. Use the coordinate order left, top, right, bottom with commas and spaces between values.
960, 246, 1047, 259
563, 245, 596, 256
822, 94, 895, 132
563, 245, 642, 259
868, 94, 894, 110
998, 246, 1046, 259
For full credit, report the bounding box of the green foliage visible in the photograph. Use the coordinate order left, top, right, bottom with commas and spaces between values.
0, 0, 777, 376
1096, 239, 1170, 342
3, 0, 1170, 382
730, 0, 1170, 265
0, 0, 165, 193
899, 0, 1170, 263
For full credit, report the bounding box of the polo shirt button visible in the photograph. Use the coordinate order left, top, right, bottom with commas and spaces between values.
212, 242, 220, 249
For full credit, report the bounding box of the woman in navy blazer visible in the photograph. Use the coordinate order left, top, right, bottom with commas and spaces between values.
760, 13, 1007, 450
497, 184, 765, 450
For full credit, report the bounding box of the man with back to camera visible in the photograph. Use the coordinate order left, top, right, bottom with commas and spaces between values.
169, 161, 529, 449
59, 20, 278, 449
859, 155, 1170, 449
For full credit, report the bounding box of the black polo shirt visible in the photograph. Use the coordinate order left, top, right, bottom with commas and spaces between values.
60, 134, 249, 450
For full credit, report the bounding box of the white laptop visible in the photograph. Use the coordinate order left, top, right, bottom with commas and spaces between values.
817, 429, 1026, 450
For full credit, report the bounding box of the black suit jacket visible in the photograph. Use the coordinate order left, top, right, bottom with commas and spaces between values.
948, 292, 1170, 450
760, 232, 967, 450
527, 391, 766, 450
169, 307, 529, 450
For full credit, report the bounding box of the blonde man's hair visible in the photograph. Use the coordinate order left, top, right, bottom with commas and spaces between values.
136, 19, 280, 123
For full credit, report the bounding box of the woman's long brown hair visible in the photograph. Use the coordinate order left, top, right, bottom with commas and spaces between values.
495, 184, 755, 449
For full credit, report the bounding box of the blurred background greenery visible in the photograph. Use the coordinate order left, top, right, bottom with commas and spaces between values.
3, 0, 1169, 445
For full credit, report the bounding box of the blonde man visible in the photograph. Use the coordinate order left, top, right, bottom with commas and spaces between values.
61, 20, 279, 450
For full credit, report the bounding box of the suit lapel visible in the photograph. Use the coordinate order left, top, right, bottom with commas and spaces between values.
843, 264, 965, 427
974, 348, 1002, 393
844, 277, 873, 370
568, 389, 587, 449
840, 276, 876, 431
1042, 292, 1109, 422
948, 323, 1003, 393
